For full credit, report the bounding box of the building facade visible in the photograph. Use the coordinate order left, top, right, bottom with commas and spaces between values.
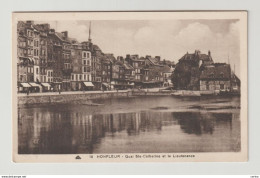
200, 63, 231, 92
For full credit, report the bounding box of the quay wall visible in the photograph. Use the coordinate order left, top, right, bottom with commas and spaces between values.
18, 91, 133, 105
17, 91, 174, 105
132, 91, 172, 96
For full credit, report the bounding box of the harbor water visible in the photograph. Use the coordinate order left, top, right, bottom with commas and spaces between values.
18, 95, 241, 154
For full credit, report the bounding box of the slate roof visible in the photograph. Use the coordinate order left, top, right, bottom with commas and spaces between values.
200, 64, 231, 80
123, 63, 134, 70
55, 32, 71, 43
179, 51, 213, 62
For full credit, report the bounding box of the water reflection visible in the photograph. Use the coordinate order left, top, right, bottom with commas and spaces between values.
18, 107, 240, 154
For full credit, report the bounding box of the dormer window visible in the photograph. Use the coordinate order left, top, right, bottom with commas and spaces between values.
209, 72, 214, 78
220, 72, 224, 78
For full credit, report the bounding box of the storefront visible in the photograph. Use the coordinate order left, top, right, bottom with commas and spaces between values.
41, 83, 52, 92
29, 82, 42, 93
102, 83, 110, 90
92, 81, 101, 91
82, 82, 94, 91
62, 81, 71, 91
52, 82, 62, 92
18, 83, 31, 93
71, 81, 82, 91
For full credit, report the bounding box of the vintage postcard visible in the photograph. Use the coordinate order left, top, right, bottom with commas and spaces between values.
12, 11, 247, 162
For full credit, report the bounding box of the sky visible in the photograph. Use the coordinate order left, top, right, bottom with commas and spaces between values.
36, 19, 241, 77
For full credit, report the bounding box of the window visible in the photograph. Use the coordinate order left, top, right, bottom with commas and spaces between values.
83, 60, 86, 65
84, 75, 86, 80
220, 84, 224, 90
84, 67, 87, 73
83, 52, 86, 58
87, 53, 90, 58
79, 75, 82, 80
87, 60, 90, 65
71, 75, 74, 80
87, 75, 89, 81
36, 68, 39, 74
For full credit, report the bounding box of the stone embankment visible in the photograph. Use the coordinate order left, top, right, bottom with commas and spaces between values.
17, 90, 133, 105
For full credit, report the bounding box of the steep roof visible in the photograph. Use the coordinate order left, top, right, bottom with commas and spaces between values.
93, 44, 101, 51
123, 63, 134, 70
55, 32, 71, 43
115, 60, 123, 66
179, 53, 195, 61
179, 50, 213, 63
200, 64, 231, 80
161, 65, 172, 73
199, 54, 212, 61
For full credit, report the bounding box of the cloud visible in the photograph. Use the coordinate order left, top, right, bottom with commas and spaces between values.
35, 20, 241, 77
172, 21, 240, 77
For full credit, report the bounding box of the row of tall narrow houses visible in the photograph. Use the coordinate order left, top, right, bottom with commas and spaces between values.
17, 21, 239, 93
172, 50, 240, 92
17, 21, 175, 93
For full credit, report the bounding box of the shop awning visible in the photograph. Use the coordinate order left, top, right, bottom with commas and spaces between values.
83, 82, 94, 87
29, 82, 41, 87
41, 83, 51, 87
102, 83, 109, 87
130, 83, 135, 86
20, 83, 31, 87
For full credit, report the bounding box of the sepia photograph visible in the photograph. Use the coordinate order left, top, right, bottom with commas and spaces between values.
12, 11, 248, 162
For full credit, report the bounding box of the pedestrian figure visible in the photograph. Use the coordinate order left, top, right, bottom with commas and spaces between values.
27, 89, 29, 96
58, 85, 61, 94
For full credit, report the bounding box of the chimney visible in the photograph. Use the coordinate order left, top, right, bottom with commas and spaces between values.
120, 56, 125, 63
132, 54, 139, 58
146, 55, 151, 59
208, 50, 211, 56
42, 24, 50, 31
49, 29, 55, 34
155, 56, 161, 62
61, 31, 68, 38
126, 54, 130, 58
26, 21, 34, 25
